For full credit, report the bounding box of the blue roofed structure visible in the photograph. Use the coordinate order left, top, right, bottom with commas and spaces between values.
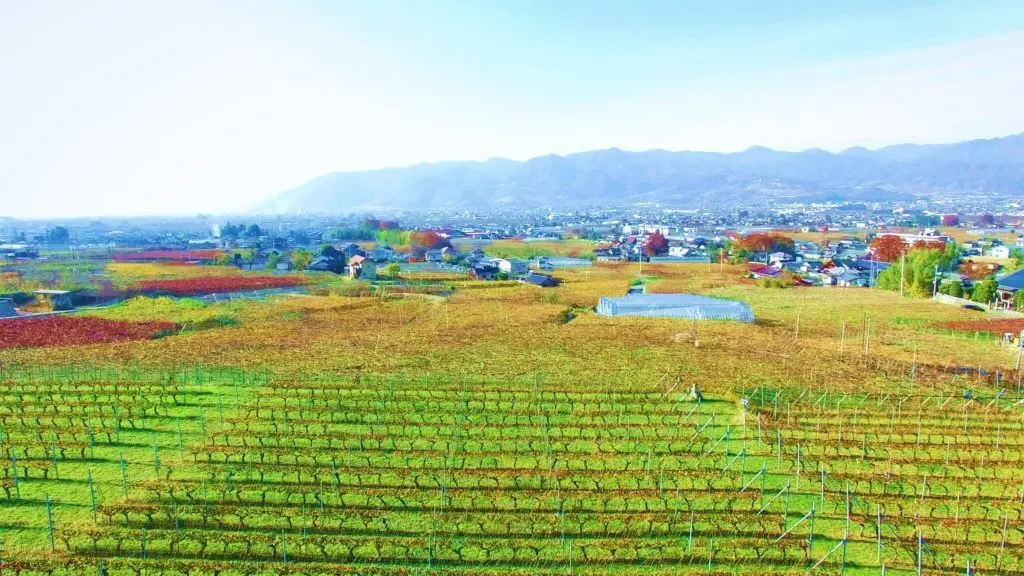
596, 294, 754, 322
998, 269, 1024, 292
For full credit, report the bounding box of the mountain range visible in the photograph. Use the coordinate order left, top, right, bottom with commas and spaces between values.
257, 133, 1024, 213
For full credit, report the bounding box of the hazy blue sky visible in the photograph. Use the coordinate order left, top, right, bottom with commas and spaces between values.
3, 0, 1024, 218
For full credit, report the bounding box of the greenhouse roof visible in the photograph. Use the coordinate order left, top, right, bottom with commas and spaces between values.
596, 293, 754, 322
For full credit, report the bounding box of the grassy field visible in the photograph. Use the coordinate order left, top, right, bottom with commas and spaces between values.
1, 263, 1021, 574
483, 239, 596, 259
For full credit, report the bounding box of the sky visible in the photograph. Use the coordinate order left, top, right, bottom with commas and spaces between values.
2, 0, 1024, 218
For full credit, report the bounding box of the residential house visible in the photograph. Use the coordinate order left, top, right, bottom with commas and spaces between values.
990, 245, 1011, 259
521, 272, 561, 288
424, 247, 451, 262
747, 264, 780, 279
471, 261, 500, 280
347, 255, 368, 279
370, 245, 394, 262
834, 271, 867, 287
997, 269, 1024, 301
337, 243, 362, 259
496, 258, 528, 277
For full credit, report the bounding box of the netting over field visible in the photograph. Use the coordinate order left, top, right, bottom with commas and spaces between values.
596, 293, 755, 322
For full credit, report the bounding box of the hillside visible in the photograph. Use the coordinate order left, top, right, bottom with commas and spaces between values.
258, 133, 1024, 212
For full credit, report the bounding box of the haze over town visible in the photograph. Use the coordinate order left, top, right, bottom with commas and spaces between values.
3, 0, 1024, 218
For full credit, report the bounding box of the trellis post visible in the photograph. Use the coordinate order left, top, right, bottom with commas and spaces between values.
45, 493, 55, 551
88, 468, 97, 521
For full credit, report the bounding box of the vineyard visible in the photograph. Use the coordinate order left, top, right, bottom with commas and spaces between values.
0, 317, 174, 349
1, 263, 1022, 574
137, 276, 305, 296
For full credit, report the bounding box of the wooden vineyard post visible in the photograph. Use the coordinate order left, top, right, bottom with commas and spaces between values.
777, 429, 782, 470
877, 504, 883, 563
840, 321, 846, 356
820, 463, 826, 508
808, 503, 816, 553
921, 528, 929, 573
1002, 510, 1008, 549
50, 433, 59, 479
119, 451, 128, 498
688, 509, 694, 550
88, 468, 97, 521
87, 416, 94, 458
45, 493, 54, 551
152, 432, 160, 480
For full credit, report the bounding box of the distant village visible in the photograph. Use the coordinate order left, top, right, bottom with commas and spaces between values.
4, 198, 1024, 313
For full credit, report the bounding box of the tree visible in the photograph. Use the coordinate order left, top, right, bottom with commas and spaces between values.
267, 252, 281, 269
941, 214, 959, 226
736, 232, 794, 255
244, 224, 262, 238
971, 276, 998, 304
1013, 289, 1024, 311
291, 249, 313, 271
977, 214, 996, 226
644, 231, 669, 256
410, 231, 450, 251
874, 246, 947, 296
48, 226, 69, 244
938, 280, 964, 298
383, 263, 401, 279
221, 223, 242, 239
869, 235, 907, 263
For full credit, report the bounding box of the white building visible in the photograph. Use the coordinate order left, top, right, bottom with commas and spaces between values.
990, 245, 1011, 259
496, 258, 528, 277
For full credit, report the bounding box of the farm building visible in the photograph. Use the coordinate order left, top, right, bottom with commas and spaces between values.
596, 294, 754, 322
34, 289, 73, 311
521, 272, 560, 287
0, 298, 17, 318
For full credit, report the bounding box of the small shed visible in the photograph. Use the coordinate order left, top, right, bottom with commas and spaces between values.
34, 289, 73, 311
0, 298, 17, 318
596, 293, 754, 322
522, 272, 560, 288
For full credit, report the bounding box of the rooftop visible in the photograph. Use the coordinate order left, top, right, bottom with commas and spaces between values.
596, 293, 754, 322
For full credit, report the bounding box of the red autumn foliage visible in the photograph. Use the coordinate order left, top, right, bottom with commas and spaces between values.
139, 276, 304, 296
0, 316, 174, 349
912, 240, 947, 251
363, 219, 399, 230
410, 231, 450, 251
936, 318, 1024, 335
941, 214, 959, 226
643, 231, 669, 256
737, 232, 794, 254
959, 260, 1001, 280
113, 250, 223, 262
977, 214, 996, 226
869, 235, 908, 262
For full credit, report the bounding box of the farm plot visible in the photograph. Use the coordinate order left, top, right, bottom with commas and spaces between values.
753, 368, 1024, 575
2, 367, 1023, 575
3, 370, 843, 575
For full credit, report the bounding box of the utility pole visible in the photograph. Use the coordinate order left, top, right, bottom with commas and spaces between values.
932, 264, 940, 298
